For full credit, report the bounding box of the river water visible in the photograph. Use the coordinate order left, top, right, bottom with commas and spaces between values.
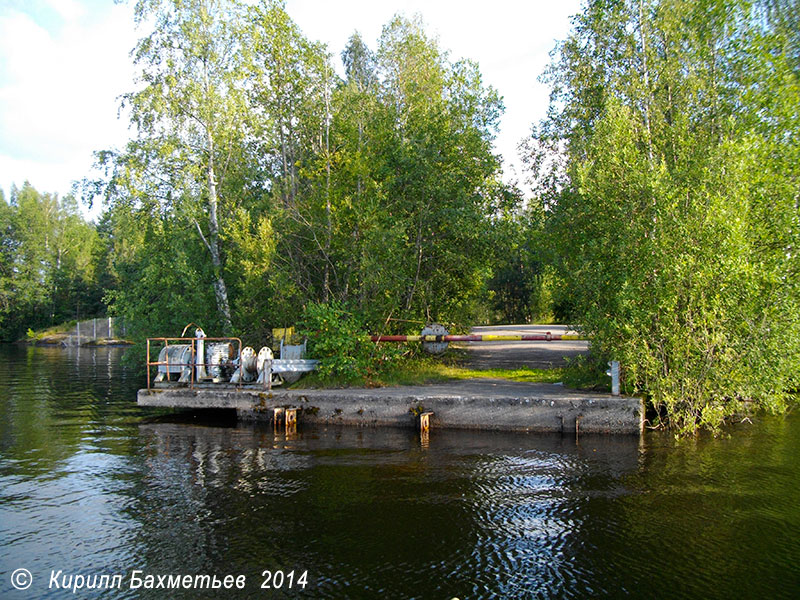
0, 345, 798, 599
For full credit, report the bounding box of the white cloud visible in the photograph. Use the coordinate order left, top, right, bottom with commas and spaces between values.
43, 0, 86, 22
0, 2, 136, 206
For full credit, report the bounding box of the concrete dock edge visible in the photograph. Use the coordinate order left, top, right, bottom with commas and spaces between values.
137, 379, 644, 435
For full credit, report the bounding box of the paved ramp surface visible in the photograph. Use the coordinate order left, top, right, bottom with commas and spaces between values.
463, 324, 589, 369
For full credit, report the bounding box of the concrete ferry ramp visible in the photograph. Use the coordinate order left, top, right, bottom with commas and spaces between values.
138, 379, 643, 435
464, 324, 589, 369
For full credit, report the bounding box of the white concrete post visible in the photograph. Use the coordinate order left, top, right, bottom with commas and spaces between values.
607, 361, 620, 396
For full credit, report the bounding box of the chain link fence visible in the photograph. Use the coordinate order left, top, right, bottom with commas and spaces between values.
63, 317, 128, 346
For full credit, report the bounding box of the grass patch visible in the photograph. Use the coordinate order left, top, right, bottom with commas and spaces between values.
290, 349, 568, 389
21, 321, 78, 342
427, 365, 565, 384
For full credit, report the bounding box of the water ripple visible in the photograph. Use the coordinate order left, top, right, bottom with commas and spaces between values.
1, 346, 800, 599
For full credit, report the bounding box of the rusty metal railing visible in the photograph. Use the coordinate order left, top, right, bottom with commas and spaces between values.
146, 337, 242, 391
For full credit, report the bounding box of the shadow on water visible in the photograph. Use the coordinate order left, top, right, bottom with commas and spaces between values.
1, 345, 799, 598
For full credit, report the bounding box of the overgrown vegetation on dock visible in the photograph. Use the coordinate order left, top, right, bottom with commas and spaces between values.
2, 0, 798, 433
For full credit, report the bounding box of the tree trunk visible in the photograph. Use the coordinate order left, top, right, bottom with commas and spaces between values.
323, 63, 332, 302
206, 128, 233, 333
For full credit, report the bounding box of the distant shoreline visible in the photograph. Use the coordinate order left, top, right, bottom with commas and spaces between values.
15, 335, 133, 347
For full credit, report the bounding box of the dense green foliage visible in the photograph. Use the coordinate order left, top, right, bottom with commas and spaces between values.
83, 0, 515, 343
487, 204, 553, 324
525, 0, 800, 432
2, 1, 531, 345
0, 184, 106, 341
298, 301, 405, 380
298, 302, 372, 379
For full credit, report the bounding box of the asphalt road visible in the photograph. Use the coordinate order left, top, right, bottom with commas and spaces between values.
461, 324, 589, 370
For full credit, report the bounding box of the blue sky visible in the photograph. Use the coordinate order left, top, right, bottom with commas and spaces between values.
0, 0, 581, 214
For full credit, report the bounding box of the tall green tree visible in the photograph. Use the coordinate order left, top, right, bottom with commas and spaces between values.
241, 12, 508, 329
0, 189, 14, 332
91, 5, 510, 340
527, 0, 800, 432
0, 183, 102, 340
107, 0, 252, 333
370, 15, 506, 324
244, 0, 335, 311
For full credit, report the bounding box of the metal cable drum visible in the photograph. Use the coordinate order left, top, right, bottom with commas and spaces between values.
239, 347, 258, 382
157, 345, 194, 380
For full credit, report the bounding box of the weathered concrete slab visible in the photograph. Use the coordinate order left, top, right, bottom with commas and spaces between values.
465, 324, 589, 369
138, 379, 643, 435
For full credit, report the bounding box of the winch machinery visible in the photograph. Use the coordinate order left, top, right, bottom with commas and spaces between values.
151, 328, 317, 390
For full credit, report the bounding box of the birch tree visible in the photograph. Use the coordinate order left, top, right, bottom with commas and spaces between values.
117, 0, 249, 332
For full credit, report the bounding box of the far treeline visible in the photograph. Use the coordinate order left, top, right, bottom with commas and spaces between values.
1, 0, 797, 433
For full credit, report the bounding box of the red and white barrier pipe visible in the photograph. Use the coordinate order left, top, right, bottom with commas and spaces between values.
370, 333, 584, 342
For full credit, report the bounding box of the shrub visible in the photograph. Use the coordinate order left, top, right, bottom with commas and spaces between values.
298, 302, 379, 380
